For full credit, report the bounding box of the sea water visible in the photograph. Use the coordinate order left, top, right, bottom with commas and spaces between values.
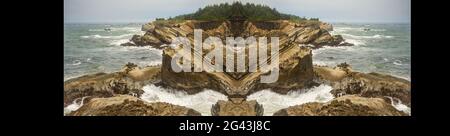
64, 23, 411, 115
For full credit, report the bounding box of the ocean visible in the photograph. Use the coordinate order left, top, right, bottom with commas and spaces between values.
316, 23, 411, 80
63, 23, 411, 115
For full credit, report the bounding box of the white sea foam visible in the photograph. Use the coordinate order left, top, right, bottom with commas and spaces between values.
247, 84, 334, 116
68, 60, 82, 66
393, 60, 403, 65
120, 46, 163, 55
333, 27, 386, 33
88, 27, 141, 32
333, 27, 363, 33
109, 39, 130, 46
110, 27, 141, 32
344, 39, 366, 46
81, 33, 134, 39
64, 96, 89, 115
140, 84, 228, 116
88, 29, 104, 32
341, 34, 393, 39
312, 45, 357, 55
138, 59, 162, 66
312, 61, 331, 66
386, 96, 411, 115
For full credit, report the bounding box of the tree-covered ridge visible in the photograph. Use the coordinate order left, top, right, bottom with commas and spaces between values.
170, 2, 312, 21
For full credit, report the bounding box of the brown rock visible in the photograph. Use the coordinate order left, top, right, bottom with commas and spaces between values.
211, 99, 263, 116
319, 22, 333, 31
68, 95, 201, 116
273, 95, 407, 116
331, 72, 411, 106
64, 64, 161, 107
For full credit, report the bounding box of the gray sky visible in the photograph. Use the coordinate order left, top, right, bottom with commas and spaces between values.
64, 0, 410, 23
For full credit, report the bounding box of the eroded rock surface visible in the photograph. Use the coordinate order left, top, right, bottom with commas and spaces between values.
68, 95, 201, 116
313, 64, 411, 106
64, 63, 161, 106
273, 95, 407, 116
211, 98, 263, 116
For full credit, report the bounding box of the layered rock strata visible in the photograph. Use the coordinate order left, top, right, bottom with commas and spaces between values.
68, 95, 201, 116
273, 95, 407, 116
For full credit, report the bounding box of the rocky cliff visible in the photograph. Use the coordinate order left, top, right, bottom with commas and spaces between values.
68, 95, 201, 116
123, 20, 351, 49
64, 63, 160, 107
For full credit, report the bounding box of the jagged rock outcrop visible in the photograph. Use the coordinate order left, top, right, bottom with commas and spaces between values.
211, 98, 263, 116
161, 40, 315, 96
68, 95, 201, 116
273, 95, 407, 116
319, 22, 333, 31
121, 19, 352, 49
313, 63, 411, 106
331, 72, 411, 106
141, 22, 155, 32
64, 63, 161, 106
313, 63, 352, 82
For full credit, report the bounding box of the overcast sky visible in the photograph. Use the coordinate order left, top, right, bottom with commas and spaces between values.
64, 0, 411, 23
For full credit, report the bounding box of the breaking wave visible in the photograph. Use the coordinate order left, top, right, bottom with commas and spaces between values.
80, 33, 134, 39
140, 84, 228, 116
341, 34, 393, 39
247, 84, 334, 116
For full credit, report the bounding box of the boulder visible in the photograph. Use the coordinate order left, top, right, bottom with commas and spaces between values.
64, 63, 161, 107
273, 95, 407, 116
141, 23, 155, 32
331, 72, 411, 106
313, 63, 410, 106
68, 95, 201, 116
211, 98, 263, 116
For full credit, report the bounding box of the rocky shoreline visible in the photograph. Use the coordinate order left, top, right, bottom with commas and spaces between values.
64, 62, 410, 116
121, 20, 353, 50
64, 10, 410, 116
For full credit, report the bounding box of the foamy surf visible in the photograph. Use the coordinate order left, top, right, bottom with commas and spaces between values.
109, 39, 130, 46
64, 96, 89, 115
81, 33, 134, 39
344, 39, 366, 45
341, 34, 393, 39
333, 27, 386, 33
247, 84, 334, 116
138, 59, 162, 66
140, 84, 228, 116
386, 96, 411, 115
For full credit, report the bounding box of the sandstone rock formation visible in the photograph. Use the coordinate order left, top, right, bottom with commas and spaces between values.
68, 95, 201, 116
211, 98, 263, 116
273, 95, 407, 116
313, 63, 411, 106
64, 63, 160, 106
121, 19, 352, 49
64, 5, 410, 116
331, 72, 411, 106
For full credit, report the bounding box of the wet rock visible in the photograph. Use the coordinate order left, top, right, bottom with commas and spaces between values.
313, 63, 410, 106
68, 95, 201, 116
120, 42, 136, 46
64, 63, 161, 106
331, 72, 411, 106
273, 95, 407, 116
211, 98, 263, 116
